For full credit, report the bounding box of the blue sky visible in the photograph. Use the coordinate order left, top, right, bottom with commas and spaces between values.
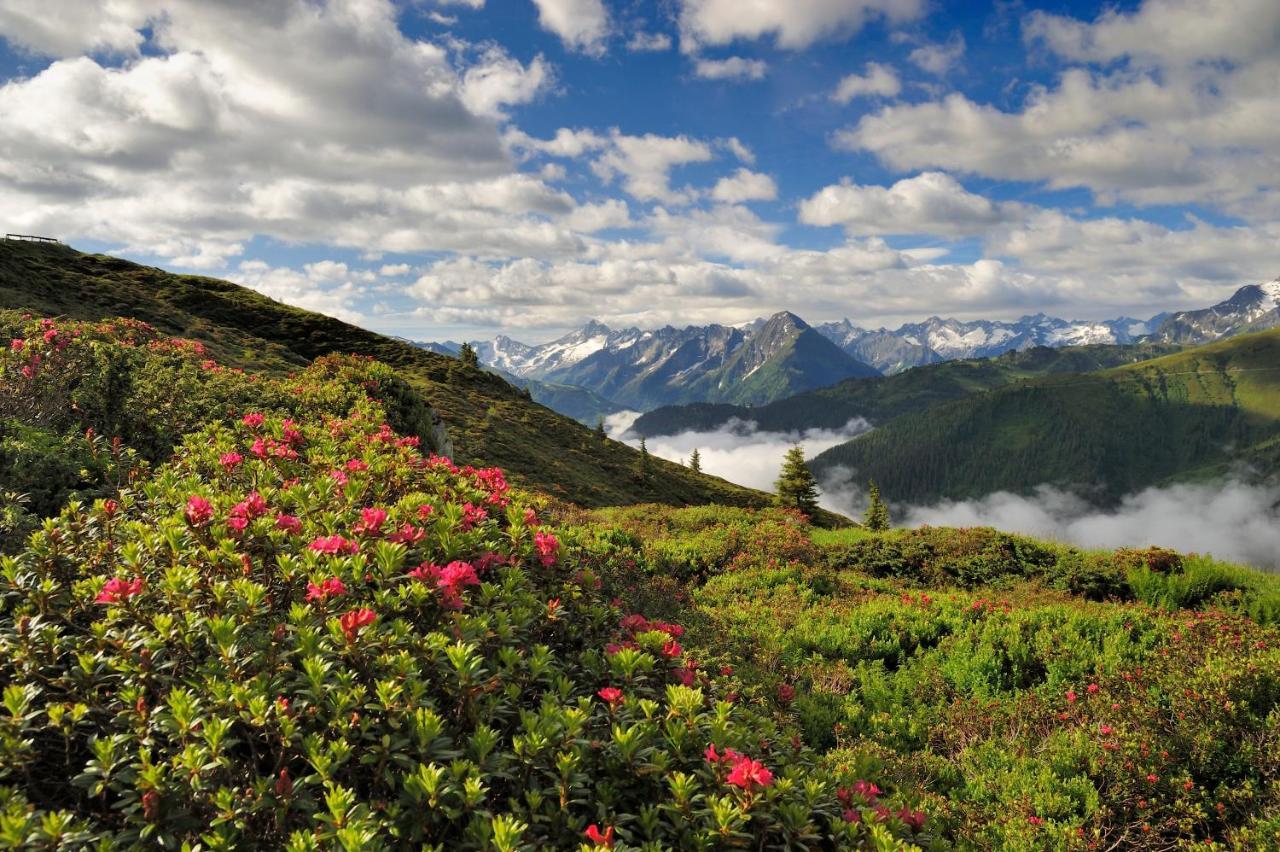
0, 0, 1276, 342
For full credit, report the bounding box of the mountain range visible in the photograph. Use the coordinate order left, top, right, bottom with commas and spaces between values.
429, 278, 1280, 420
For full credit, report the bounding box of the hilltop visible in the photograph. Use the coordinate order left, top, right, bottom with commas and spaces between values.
810, 328, 1280, 504
0, 241, 766, 510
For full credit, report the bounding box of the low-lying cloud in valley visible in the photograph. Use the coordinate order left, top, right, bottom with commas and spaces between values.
605, 412, 872, 493
894, 481, 1280, 571
611, 415, 1280, 571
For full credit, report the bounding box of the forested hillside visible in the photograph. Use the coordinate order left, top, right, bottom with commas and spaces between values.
810, 329, 1280, 504
634, 343, 1177, 437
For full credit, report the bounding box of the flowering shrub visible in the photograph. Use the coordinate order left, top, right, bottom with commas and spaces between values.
0, 375, 925, 849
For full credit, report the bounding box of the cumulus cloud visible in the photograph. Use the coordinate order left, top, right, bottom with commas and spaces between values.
896, 481, 1280, 571
231, 259, 369, 324
590, 131, 716, 204
693, 56, 768, 81
799, 172, 1016, 237
0, 0, 150, 57
840, 0, 1280, 214
530, 0, 610, 55
832, 62, 901, 103
907, 33, 965, 75
0, 0, 574, 265
710, 169, 778, 203
607, 413, 873, 493
676, 0, 925, 50
627, 30, 673, 52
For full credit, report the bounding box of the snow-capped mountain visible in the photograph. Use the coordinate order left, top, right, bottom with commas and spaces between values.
467, 312, 879, 411
1147, 279, 1280, 345
424, 276, 1279, 416
816, 314, 1150, 373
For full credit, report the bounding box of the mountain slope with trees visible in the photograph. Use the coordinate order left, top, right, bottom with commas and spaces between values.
810, 328, 1280, 504
632, 343, 1178, 437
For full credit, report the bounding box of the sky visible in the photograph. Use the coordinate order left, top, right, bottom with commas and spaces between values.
0, 0, 1278, 343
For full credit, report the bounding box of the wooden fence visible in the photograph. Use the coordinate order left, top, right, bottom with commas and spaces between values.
4, 234, 59, 243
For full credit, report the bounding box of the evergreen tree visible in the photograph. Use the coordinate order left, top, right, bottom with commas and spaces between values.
458, 342, 479, 368
595, 418, 606, 438
636, 436, 650, 477
774, 445, 819, 516
863, 480, 890, 531
688, 447, 702, 474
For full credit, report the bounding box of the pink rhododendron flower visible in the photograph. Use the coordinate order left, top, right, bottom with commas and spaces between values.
534, 531, 559, 566
1087, 682, 1100, 694
241, 413, 265, 428
9, 338, 22, 351
898, 809, 927, 831
275, 514, 302, 535
226, 516, 249, 534
95, 576, 144, 605
661, 639, 683, 658
339, 608, 377, 641
417, 504, 434, 520
1066, 690, 1078, 703
185, 496, 213, 527
584, 825, 614, 848
306, 577, 347, 602
353, 507, 387, 536
777, 683, 796, 704
597, 687, 624, 707
345, 459, 368, 472
102, 499, 119, 517
523, 507, 538, 525
387, 523, 424, 545
220, 452, 243, 469
725, 754, 774, 791
460, 502, 488, 531
309, 535, 359, 556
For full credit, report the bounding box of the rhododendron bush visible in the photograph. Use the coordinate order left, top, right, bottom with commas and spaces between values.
0, 368, 928, 849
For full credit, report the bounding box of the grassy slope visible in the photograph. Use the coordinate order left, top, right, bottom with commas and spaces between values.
634, 343, 1177, 436
810, 328, 1280, 503
0, 241, 768, 510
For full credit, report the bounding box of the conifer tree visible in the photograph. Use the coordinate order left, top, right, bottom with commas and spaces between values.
863, 480, 890, 531
636, 436, 650, 477
688, 447, 702, 474
458, 342, 479, 368
774, 446, 819, 516
595, 418, 606, 438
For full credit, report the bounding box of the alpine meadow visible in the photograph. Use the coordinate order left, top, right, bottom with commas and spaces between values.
2, 1, 1280, 850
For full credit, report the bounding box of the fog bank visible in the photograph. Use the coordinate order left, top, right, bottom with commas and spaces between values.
606, 411, 872, 493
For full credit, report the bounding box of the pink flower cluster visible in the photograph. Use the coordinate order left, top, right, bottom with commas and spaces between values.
306, 577, 347, 602
534, 531, 559, 566
95, 577, 144, 605
185, 495, 214, 527
352, 507, 387, 537
226, 492, 269, 535
705, 746, 774, 791
408, 560, 480, 610
339, 608, 376, 641
309, 535, 360, 556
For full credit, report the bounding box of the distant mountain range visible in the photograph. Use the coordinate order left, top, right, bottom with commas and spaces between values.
420, 278, 1280, 420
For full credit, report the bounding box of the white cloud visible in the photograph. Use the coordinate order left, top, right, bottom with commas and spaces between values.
895, 481, 1280, 571
832, 62, 901, 102
693, 56, 768, 81
0, 0, 151, 57
379, 263, 412, 276
677, 0, 926, 50
1024, 0, 1280, 66
530, 0, 610, 55
609, 414, 874, 493
0, 0, 590, 265
710, 168, 778, 203
627, 30, 672, 52
840, 2, 1280, 214
908, 32, 965, 75
232, 259, 368, 324
458, 50, 553, 118
590, 131, 716, 204
799, 172, 1014, 236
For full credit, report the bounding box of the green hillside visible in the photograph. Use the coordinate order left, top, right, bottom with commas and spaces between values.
810, 329, 1280, 504
634, 343, 1176, 437
0, 241, 763, 510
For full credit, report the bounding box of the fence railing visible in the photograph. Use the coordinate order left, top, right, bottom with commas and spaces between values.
4, 234, 59, 243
